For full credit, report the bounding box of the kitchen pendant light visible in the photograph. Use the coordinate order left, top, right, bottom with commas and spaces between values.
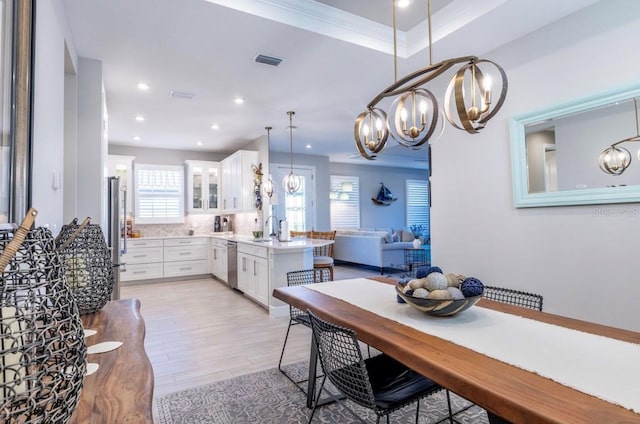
282, 111, 301, 194
262, 126, 275, 198
354, 0, 508, 160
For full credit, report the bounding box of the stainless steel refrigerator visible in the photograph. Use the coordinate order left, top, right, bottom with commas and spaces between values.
106, 176, 126, 300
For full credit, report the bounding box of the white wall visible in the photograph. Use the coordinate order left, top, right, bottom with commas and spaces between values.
433, 0, 640, 331
32, 0, 80, 231
109, 144, 226, 165
76, 58, 106, 227
32, 0, 65, 232
330, 162, 428, 230
63, 69, 78, 222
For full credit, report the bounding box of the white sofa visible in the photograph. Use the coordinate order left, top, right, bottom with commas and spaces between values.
333, 228, 427, 274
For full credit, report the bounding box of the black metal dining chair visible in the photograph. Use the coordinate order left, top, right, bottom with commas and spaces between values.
278, 268, 331, 395
307, 310, 454, 424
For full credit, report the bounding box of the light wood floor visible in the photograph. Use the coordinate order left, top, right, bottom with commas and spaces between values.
120, 264, 380, 399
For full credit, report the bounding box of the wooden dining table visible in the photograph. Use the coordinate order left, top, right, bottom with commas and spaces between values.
272, 277, 640, 424
69, 299, 154, 424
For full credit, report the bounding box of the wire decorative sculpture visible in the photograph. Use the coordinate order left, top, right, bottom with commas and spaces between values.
55, 217, 114, 314
0, 208, 87, 423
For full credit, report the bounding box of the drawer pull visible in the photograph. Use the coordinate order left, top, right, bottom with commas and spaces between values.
179, 252, 192, 256
179, 267, 192, 271
133, 271, 146, 274
133, 255, 147, 258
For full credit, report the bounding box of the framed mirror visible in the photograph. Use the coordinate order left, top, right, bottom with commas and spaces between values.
510, 83, 640, 207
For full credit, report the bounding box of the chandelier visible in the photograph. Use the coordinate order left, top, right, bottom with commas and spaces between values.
598, 98, 640, 175
354, 0, 508, 160
262, 126, 275, 198
282, 111, 301, 194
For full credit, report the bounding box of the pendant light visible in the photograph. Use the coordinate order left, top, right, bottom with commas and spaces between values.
598, 98, 640, 175
262, 126, 275, 198
354, 0, 508, 160
282, 111, 301, 194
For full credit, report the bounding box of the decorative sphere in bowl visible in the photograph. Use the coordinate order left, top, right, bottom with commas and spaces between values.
395, 285, 481, 317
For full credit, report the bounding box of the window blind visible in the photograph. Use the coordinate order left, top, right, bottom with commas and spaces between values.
406, 179, 429, 235
330, 175, 360, 229
135, 164, 184, 224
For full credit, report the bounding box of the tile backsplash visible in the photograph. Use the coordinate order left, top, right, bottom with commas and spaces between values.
133, 211, 263, 238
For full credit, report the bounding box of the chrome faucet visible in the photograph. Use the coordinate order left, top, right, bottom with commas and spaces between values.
265, 215, 278, 238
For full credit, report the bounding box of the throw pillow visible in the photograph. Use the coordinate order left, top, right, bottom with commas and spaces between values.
391, 231, 400, 242
401, 230, 414, 242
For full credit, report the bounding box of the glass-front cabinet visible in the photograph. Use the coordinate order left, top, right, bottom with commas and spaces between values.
185, 160, 220, 214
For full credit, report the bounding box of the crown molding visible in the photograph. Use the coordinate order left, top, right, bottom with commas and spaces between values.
205, 0, 406, 56
205, 0, 601, 59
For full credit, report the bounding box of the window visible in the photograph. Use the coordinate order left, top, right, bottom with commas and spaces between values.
135, 164, 184, 224
330, 175, 360, 229
406, 179, 429, 236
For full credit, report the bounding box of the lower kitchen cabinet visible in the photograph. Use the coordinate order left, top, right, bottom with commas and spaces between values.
209, 238, 228, 283
163, 237, 207, 277
121, 239, 164, 282
237, 244, 269, 306
122, 237, 208, 282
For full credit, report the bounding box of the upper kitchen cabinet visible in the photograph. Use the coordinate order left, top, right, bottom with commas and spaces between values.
220, 150, 259, 213
185, 160, 220, 214
107, 155, 135, 215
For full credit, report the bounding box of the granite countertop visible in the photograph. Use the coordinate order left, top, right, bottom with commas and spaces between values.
126, 235, 214, 240
127, 233, 332, 251
210, 234, 333, 251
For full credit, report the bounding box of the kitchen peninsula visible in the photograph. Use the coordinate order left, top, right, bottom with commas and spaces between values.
121, 232, 332, 318
211, 234, 333, 317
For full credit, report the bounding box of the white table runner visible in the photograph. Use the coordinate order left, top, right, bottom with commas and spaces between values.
306, 278, 640, 414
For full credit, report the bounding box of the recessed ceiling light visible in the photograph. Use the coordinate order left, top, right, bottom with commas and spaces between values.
397, 0, 411, 8
132, 136, 141, 141
135, 115, 145, 122
306, 144, 312, 149
234, 97, 244, 105
196, 141, 203, 146
137, 82, 149, 91
211, 124, 219, 130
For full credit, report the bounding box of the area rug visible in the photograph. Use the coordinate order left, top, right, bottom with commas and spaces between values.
156, 361, 488, 424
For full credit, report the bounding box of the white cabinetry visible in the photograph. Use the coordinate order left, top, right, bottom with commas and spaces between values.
237, 243, 269, 306
121, 239, 163, 282
220, 150, 259, 212
209, 238, 228, 283
107, 155, 135, 215
185, 160, 220, 214
163, 237, 207, 277
122, 237, 209, 282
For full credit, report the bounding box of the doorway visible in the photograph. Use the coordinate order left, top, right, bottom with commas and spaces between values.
271, 164, 316, 231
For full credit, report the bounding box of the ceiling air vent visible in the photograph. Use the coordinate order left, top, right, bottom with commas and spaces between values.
170, 90, 195, 100
254, 54, 283, 67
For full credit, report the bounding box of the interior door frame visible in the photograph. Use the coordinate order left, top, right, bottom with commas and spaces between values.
271, 163, 316, 231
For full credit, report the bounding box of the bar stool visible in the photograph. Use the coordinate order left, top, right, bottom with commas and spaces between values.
309, 231, 336, 281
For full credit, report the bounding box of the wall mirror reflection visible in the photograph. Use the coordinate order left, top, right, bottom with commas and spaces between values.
510, 84, 640, 207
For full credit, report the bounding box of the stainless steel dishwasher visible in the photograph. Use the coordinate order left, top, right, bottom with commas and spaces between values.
226, 241, 238, 289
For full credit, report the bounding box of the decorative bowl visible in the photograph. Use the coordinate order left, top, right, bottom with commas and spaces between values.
395, 285, 481, 317
252, 231, 263, 239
